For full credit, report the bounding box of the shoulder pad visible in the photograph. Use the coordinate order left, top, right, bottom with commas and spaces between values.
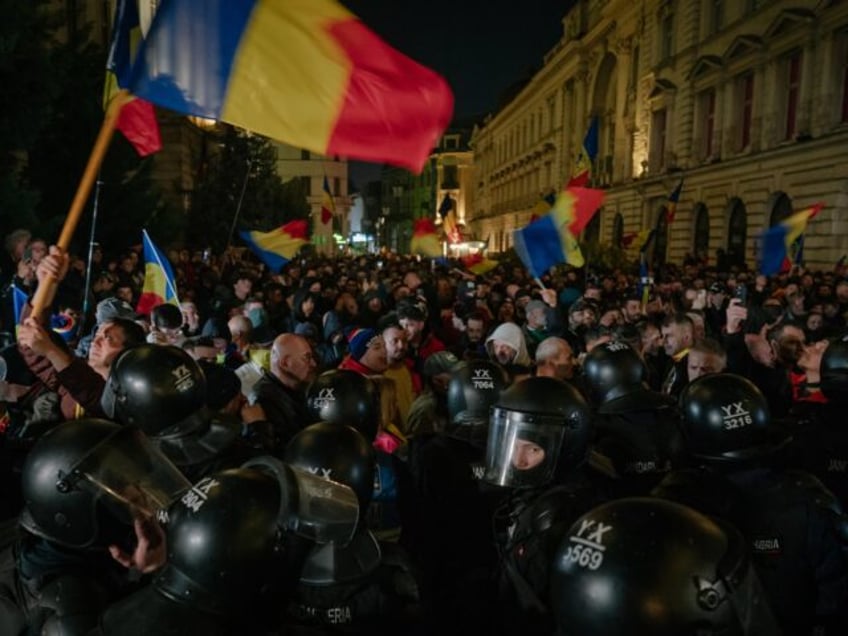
783, 470, 846, 516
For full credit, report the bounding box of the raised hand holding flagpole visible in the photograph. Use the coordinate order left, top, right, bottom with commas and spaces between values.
31, 91, 130, 319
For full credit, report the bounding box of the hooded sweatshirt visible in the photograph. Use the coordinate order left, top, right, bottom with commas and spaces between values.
485, 322, 532, 367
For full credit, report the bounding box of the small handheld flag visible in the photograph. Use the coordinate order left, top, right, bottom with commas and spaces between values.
567, 117, 599, 187
410, 219, 442, 258
137, 230, 180, 316
759, 203, 823, 275
665, 179, 683, 225
240, 220, 310, 272
321, 176, 335, 225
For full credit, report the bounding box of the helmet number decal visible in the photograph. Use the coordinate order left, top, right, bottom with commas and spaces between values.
172, 364, 196, 393
313, 387, 335, 408
472, 368, 495, 389
721, 402, 752, 430
180, 477, 220, 513
562, 518, 611, 571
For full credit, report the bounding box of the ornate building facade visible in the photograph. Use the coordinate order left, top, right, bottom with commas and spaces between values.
469, 0, 848, 270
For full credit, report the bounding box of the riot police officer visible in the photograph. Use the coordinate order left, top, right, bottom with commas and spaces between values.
282, 422, 422, 635
484, 375, 610, 635
583, 340, 681, 495
91, 459, 360, 635
403, 359, 509, 632
101, 344, 254, 481
306, 369, 409, 542
550, 497, 781, 635
654, 373, 848, 634
0, 418, 190, 635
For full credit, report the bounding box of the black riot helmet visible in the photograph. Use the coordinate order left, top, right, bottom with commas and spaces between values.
284, 422, 376, 513
679, 373, 788, 464
551, 497, 779, 636
583, 341, 670, 414
484, 376, 591, 488
156, 461, 360, 616
306, 370, 380, 441
821, 335, 848, 403
101, 344, 208, 437
19, 418, 191, 549
447, 359, 509, 429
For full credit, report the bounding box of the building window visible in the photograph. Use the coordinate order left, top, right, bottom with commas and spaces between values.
547, 97, 556, 133
699, 89, 716, 158
709, 0, 723, 35
301, 175, 311, 196
693, 203, 710, 261
612, 213, 623, 247
769, 192, 793, 227
739, 73, 754, 150
843, 43, 848, 123
654, 213, 668, 267
442, 165, 458, 190
630, 45, 640, 92
727, 199, 747, 266
651, 108, 668, 170
661, 13, 674, 61
334, 177, 341, 197
301, 149, 310, 160
785, 52, 801, 139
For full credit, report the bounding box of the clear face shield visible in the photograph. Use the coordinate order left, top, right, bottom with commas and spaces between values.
484, 407, 565, 488
244, 457, 359, 547
58, 425, 192, 522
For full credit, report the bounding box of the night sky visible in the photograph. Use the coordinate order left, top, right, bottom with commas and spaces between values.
341, 0, 575, 185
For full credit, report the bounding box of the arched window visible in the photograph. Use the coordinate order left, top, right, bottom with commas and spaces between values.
612, 213, 624, 247
584, 212, 601, 245
769, 192, 793, 227
726, 198, 747, 267
693, 203, 710, 261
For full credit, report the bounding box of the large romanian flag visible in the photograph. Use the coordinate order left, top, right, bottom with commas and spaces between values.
127, 0, 454, 173
137, 230, 180, 316
240, 220, 309, 272
104, 0, 162, 156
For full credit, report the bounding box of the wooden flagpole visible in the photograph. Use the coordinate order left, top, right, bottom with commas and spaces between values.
31, 90, 130, 318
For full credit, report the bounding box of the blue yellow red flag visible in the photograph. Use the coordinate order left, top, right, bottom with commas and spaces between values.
105, 0, 161, 156
137, 230, 180, 316
410, 218, 442, 258
513, 188, 605, 277
462, 254, 498, 276
665, 179, 683, 225
567, 117, 599, 187
759, 203, 823, 275
128, 0, 453, 173
321, 176, 335, 225
240, 220, 310, 272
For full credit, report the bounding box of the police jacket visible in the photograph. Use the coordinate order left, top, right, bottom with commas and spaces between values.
654, 466, 848, 635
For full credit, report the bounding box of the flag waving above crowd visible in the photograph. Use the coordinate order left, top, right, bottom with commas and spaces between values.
137, 230, 180, 316
125, 0, 454, 173
105, 0, 162, 156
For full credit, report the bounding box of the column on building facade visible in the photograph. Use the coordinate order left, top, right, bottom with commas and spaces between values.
614, 36, 633, 183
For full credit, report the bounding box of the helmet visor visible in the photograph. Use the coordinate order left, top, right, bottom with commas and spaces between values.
68, 426, 191, 521
244, 457, 359, 546
484, 408, 565, 488
282, 466, 360, 546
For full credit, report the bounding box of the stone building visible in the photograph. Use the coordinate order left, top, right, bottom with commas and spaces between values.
469, 0, 848, 271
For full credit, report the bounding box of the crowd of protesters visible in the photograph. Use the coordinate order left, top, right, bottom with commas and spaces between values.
0, 224, 847, 634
